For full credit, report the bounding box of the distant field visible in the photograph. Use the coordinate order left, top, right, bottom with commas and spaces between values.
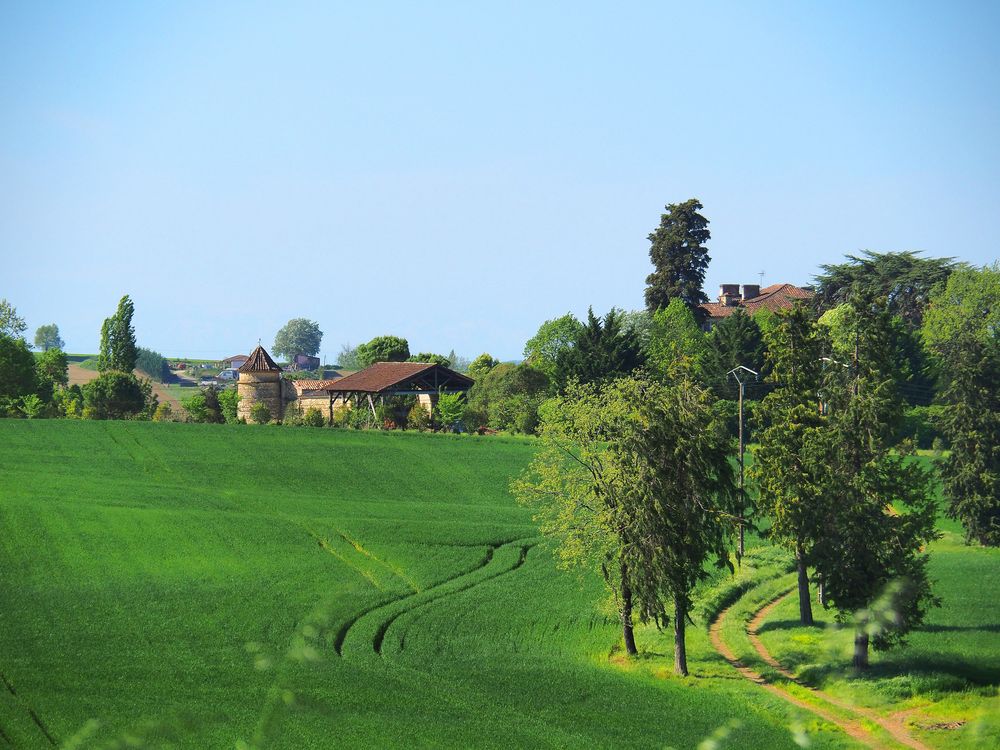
0, 421, 855, 749
1, 422, 995, 748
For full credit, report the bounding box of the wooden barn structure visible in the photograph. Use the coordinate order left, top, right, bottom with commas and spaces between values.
313, 361, 474, 423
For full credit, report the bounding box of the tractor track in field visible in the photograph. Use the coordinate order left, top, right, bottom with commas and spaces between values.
0, 671, 57, 747
709, 590, 928, 750
336, 538, 537, 658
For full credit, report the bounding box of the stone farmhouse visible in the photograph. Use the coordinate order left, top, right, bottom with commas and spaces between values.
236, 345, 474, 424
699, 283, 813, 330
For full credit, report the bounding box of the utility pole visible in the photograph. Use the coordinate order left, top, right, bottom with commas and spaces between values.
728, 365, 759, 558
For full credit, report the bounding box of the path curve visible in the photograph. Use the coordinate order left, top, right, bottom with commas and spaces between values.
747, 593, 928, 750
709, 590, 928, 750
708, 602, 875, 747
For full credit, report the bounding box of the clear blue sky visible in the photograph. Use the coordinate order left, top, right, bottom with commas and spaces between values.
2, 1, 998, 361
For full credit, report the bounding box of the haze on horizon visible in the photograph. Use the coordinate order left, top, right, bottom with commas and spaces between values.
2, 1, 998, 361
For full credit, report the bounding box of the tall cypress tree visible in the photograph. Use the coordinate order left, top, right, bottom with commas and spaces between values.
98, 295, 138, 373
644, 199, 711, 321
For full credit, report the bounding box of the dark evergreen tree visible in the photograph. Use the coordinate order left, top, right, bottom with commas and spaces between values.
813, 250, 958, 328
936, 333, 1000, 545
705, 309, 766, 398
812, 297, 939, 669
554, 308, 644, 390
749, 303, 827, 625
644, 199, 711, 321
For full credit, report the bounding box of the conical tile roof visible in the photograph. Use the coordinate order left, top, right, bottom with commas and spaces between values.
238, 345, 282, 372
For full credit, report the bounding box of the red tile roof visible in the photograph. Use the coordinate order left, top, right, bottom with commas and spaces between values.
318, 361, 473, 394
238, 345, 282, 372
701, 283, 813, 320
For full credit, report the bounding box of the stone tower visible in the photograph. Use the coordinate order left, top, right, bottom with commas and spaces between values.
237, 345, 284, 423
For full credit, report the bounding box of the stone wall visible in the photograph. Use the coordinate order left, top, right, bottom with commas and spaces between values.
237, 371, 284, 423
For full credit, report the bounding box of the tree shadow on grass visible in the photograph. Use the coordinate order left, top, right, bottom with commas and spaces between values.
796, 654, 1000, 691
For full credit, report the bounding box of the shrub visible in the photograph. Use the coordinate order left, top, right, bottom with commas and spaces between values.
250, 401, 272, 424
434, 392, 465, 431
82, 371, 145, 420
153, 403, 174, 422
896, 405, 946, 449
282, 402, 303, 426
217, 388, 240, 424
19, 394, 45, 418
407, 402, 431, 431
465, 363, 549, 433
303, 407, 325, 427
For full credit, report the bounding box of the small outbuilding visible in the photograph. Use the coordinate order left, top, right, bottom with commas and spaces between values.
237, 345, 288, 423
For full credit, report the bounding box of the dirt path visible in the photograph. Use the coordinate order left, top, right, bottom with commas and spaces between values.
709, 590, 928, 750
708, 601, 875, 747
746, 593, 928, 750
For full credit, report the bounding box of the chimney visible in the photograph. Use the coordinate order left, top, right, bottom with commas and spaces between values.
741, 284, 760, 301
719, 284, 740, 306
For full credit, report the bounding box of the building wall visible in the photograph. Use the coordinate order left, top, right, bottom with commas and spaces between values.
237, 371, 284, 423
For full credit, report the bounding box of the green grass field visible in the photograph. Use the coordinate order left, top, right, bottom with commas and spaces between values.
0, 421, 995, 749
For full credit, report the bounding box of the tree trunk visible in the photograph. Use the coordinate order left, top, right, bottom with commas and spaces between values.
621, 563, 637, 656
674, 598, 688, 676
853, 631, 869, 669
796, 542, 814, 625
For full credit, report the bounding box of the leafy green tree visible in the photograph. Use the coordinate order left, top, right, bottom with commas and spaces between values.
0, 299, 27, 339
644, 199, 711, 321
448, 350, 471, 373
98, 295, 138, 373
36, 347, 69, 388
620, 309, 652, 351
217, 388, 241, 424
513, 375, 737, 674
337, 343, 361, 370
922, 263, 1000, 351
705, 309, 766, 396
0, 334, 38, 413
464, 363, 549, 433
821, 303, 934, 406
83, 371, 145, 419
749, 304, 827, 625
356, 335, 410, 368
554, 308, 643, 390
646, 299, 710, 382
408, 352, 451, 367
812, 298, 939, 669
523, 313, 583, 385
434, 392, 465, 431
923, 265, 1000, 545
273, 318, 323, 361
814, 250, 959, 328
34, 324, 64, 351
467, 353, 500, 381
136, 347, 170, 382
183, 387, 224, 424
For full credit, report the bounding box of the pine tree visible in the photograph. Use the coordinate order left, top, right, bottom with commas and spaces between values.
749, 303, 827, 625
644, 199, 711, 321
936, 333, 1000, 545
811, 297, 939, 669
